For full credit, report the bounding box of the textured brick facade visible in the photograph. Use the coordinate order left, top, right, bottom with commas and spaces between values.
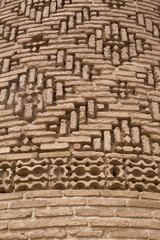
0, 0, 160, 193
0, 190, 160, 239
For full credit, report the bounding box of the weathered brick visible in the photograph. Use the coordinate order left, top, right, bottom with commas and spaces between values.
10, 200, 46, 209
69, 229, 103, 238
115, 208, 152, 218
36, 208, 73, 217
90, 218, 128, 227
127, 199, 160, 209
0, 233, 28, 240
25, 190, 62, 198
101, 190, 139, 198
9, 220, 47, 230
28, 230, 66, 239
0, 210, 32, 219
140, 192, 160, 201
109, 229, 148, 239
9, 219, 88, 230
129, 219, 160, 229
88, 198, 126, 206
64, 190, 101, 197
0, 220, 7, 230
76, 207, 114, 217
0, 192, 23, 201
49, 198, 86, 206
0, 202, 8, 210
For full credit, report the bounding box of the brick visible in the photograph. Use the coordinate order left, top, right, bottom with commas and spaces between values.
49, 198, 86, 206
28, 230, 66, 239
36, 208, 73, 217
10, 200, 46, 209
0, 220, 7, 230
25, 190, 62, 198
127, 199, 160, 209
40, 142, 69, 151
109, 229, 148, 239
64, 190, 101, 197
90, 218, 128, 227
140, 192, 160, 201
0, 192, 23, 201
69, 229, 103, 238
88, 198, 126, 207
48, 219, 88, 227
129, 219, 160, 229
0, 210, 32, 219
0, 233, 28, 240
76, 207, 114, 217
0, 202, 8, 210
101, 190, 139, 198
9, 218, 88, 230
116, 208, 152, 218
9, 220, 48, 230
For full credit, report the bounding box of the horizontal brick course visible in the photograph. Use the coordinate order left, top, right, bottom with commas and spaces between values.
1, 190, 160, 239
9, 200, 46, 209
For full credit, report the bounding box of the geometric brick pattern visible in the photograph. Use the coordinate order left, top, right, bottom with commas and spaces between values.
0, 0, 160, 193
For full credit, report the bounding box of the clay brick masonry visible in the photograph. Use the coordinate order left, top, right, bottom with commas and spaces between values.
1, 0, 160, 238
0, 190, 159, 239
0, 0, 160, 193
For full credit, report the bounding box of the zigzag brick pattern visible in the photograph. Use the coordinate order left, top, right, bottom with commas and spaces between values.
0, 0, 160, 193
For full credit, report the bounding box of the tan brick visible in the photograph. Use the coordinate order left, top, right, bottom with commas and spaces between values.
140, 192, 160, 201
0, 220, 7, 230
88, 198, 126, 206
129, 219, 160, 229
28, 230, 66, 239
0, 202, 8, 210
64, 190, 101, 197
10, 200, 46, 209
9, 219, 87, 230
101, 190, 139, 198
76, 207, 114, 217
25, 190, 62, 198
148, 230, 160, 240
9, 220, 47, 230
127, 199, 160, 209
49, 198, 86, 206
109, 229, 148, 239
0, 233, 28, 240
0, 192, 23, 201
48, 219, 88, 227
116, 208, 152, 218
36, 208, 73, 217
0, 210, 32, 220
90, 218, 128, 227
69, 229, 103, 238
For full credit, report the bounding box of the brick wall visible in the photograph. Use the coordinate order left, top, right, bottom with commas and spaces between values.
0, 190, 160, 239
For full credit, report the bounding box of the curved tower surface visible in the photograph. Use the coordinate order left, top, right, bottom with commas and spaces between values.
0, 0, 160, 239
